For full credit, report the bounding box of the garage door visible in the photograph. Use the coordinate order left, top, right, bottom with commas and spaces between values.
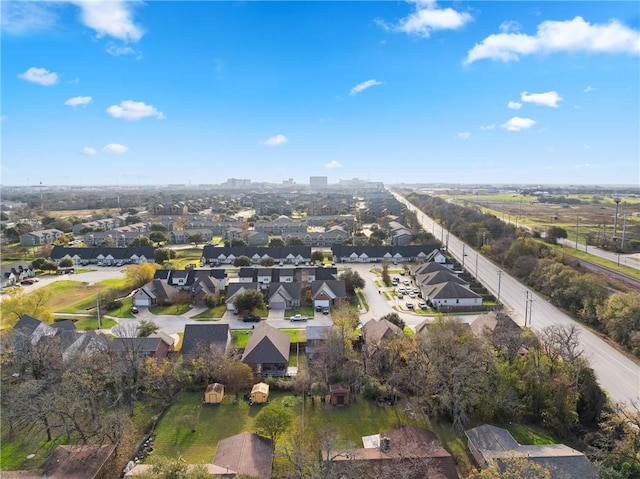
270, 301, 285, 310
314, 300, 330, 308
134, 298, 151, 307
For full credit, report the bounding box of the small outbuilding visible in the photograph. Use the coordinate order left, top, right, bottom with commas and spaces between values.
250, 382, 270, 404
329, 383, 350, 406
204, 383, 224, 404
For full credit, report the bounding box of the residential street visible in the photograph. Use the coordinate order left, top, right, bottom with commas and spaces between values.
392, 191, 640, 407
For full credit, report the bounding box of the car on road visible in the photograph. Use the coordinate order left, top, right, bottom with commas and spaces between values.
403, 279, 410, 286
130, 306, 139, 314
20, 279, 35, 285
243, 314, 261, 323
290, 314, 308, 322
418, 301, 427, 309
409, 292, 416, 299
406, 302, 414, 309
322, 306, 330, 315
397, 292, 403, 299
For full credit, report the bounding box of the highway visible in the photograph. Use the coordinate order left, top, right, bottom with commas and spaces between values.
392, 191, 640, 407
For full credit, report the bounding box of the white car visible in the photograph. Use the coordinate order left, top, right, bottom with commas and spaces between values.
290, 314, 308, 322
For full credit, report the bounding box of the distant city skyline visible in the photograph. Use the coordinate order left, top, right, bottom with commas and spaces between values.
2, 1, 639, 186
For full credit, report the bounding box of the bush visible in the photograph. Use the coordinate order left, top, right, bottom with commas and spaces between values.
105, 300, 123, 311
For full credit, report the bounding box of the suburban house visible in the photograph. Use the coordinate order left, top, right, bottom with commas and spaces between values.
311, 280, 347, 310
72, 218, 121, 234
241, 322, 290, 376
470, 311, 523, 339
411, 261, 453, 279
50, 246, 155, 266
83, 223, 149, 247
324, 425, 459, 479
201, 246, 311, 266
110, 337, 170, 361
168, 228, 214, 244
245, 230, 269, 246
254, 215, 307, 234
154, 268, 226, 291
19, 228, 64, 246
362, 319, 405, 345
388, 221, 413, 246
212, 432, 274, 479
331, 245, 441, 264
465, 424, 597, 479
305, 325, 332, 358
1, 261, 35, 288
421, 281, 483, 312
181, 324, 232, 361
133, 279, 180, 307
282, 225, 349, 247
267, 282, 302, 310
226, 282, 260, 311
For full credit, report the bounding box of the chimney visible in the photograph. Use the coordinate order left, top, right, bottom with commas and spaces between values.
380, 436, 391, 451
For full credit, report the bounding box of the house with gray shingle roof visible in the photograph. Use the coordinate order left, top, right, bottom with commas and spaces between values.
422, 281, 482, 311
311, 280, 347, 310
465, 424, 597, 479
241, 322, 290, 376
181, 324, 231, 361
225, 282, 260, 311
212, 432, 274, 479
267, 282, 301, 310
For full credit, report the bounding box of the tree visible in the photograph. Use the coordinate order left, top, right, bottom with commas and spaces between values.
154, 248, 176, 264
32, 257, 47, 270
260, 256, 275, 267
137, 320, 159, 337
59, 258, 74, 268
132, 456, 213, 479
149, 223, 168, 232
381, 262, 391, 286
468, 456, 552, 479
380, 312, 405, 330
125, 263, 158, 289
287, 237, 305, 246
546, 226, 568, 244
311, 251, 325, 263
254, 402, 293, 443
230, 238, 247, 247
187, 233, 205, 245
598, 292, 640, 354
234, 255, 251, 267
215, 360, 254, 400
339, 268, 365, 296
233, 289, 265, 312
1, 289, 54, 329
129, 236, 154, 247
149, 231, 168, 245
269, 237, 285, 248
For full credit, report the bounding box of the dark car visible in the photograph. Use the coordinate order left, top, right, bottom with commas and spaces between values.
315, 305, 323, 312
322, 306, 330, 315
130, 306, 139, 314
243, 314, 261, 322
20, 279, 35, 285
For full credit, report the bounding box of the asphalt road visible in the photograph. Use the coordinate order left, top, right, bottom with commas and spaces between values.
392, 191, 640, 407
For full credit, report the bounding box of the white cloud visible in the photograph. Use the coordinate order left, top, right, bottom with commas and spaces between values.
499, 21, 521, 33
103, 143, 128, 154
480, 124, 496, 130
507, 101, 522, 109
465, 16, 640, 64
18, 67, 58, 86
263, 134, 288, 147
71, 0, 144, 42
501, 117, 537, 131
325, 160, 343, 169
584, 86, 596, 93
521, 91, 563, 107
0, 1, 59, 35
83, 146, 97, 155
106, 42, 141, 59
458, 131, 471, 139
350, 79, 383, 96
106, 100, 165, 120
64, 96, 92, 107
390, 1, 473, 38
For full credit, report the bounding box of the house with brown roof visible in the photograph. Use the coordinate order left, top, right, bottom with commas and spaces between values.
324, 425, 459, 479
362, 318, 405, 345
311, 279, 347, 310
465, 424, 597, 479
241, 322, 290, 376
212, 432, 274, 479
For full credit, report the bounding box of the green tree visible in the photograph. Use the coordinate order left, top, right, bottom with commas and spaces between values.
230, 238, 247, 247
381, 262, 391, 286
32, 257, 47, 270
187, 233, 205, 245
380, 312, 405, 330
311, 251, 325, 263
1, 289, 54, 328
287, 237, 305, 246
598, 292, 640, 354
546, 226, 568, 244
233, 289, 265, 312
468, 456, 552, 478
125, 263, 157, 289
149, 223, 168, 232
133, 456, 214, 479
234, 255, 251, 267
149, 231, 168, 245
59, 258, 74, 268
254, 402, 293, 443
215, 360, 254, 400
154, 248, 177, 264
260, 256, 275, 266
269, 237, 285, 248
137, 320, 159, 337
129, 236, 154, 247
339, 268, 365, 296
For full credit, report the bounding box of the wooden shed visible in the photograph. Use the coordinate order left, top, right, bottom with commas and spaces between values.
204, 383, 225, 404
250, 382, 270, 404
329, 383, 350, 406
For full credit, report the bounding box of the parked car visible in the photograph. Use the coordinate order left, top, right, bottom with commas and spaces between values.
243, 314, 261, 323
418, 301, 428, 310
290, 314, 308, 322
232, 308, 239, 315
130, 306, 139, 314
397, 292, 403, 299
406, 302, 414, 309
20, 279, 35, 285
409, 292, 416, 299
322, 306, 330, 315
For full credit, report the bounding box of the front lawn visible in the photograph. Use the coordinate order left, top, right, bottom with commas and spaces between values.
231, 328, 306, 349
192, 305, 226, 319
74, 316, 117, 330
284, 306, 314, 318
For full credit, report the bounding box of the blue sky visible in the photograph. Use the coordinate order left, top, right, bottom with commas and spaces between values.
2, 1, 639, 186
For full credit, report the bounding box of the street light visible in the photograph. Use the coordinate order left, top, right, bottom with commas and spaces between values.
462, 244, 468, 268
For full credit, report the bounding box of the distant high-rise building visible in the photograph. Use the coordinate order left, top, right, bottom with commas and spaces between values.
310, 176, 328, 188
224, 178, 251, 188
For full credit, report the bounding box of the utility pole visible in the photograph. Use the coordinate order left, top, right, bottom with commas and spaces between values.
613, 197, 621, 239
524, 290, 529, 327
496, 270, 502, 306
475, 253, 479, 279
575, 216, 579, 250
462, 243, 466, 268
